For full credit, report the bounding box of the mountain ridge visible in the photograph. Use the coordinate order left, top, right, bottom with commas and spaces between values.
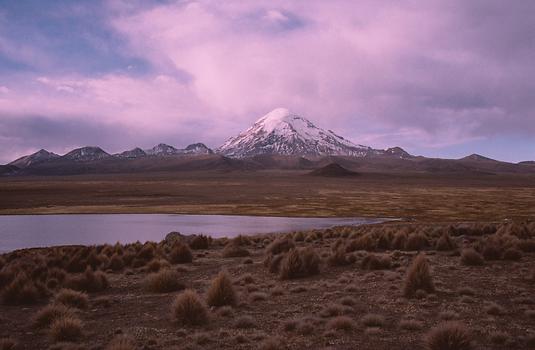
2, 108, 534, 176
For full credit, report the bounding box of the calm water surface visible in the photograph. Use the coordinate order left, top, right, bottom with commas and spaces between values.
0, 214, 389, 252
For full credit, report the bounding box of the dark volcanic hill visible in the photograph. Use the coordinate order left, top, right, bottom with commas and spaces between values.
309, 163, 359, 177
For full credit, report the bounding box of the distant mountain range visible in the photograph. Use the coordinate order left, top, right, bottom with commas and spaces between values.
1, 108, 534, 176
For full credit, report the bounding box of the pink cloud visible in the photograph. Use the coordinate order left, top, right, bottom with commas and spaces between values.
1, 0, 534, 163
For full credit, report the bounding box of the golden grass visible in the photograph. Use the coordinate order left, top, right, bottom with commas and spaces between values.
2, 171, 535, 221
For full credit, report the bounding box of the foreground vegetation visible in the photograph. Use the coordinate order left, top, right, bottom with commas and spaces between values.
0, 221, 534, 349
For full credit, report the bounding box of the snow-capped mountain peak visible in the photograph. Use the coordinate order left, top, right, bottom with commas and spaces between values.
217, 108, 371, 158
184, 143, 213, 155
63, 146, 110, 161
9, 149, 59, 168
145, 143, 178, 156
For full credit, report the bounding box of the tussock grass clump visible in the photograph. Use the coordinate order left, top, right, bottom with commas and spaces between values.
33, 304, 75, 329
392, 231, 409, 250
146, 258, 170, 272
172, 289, 209, 326
266, 237, 295, 255
0, 338, 17, 350
326, 316, 355, 332
405, 232, 429, 251
279, 247, 320, 280
189, 235, 211, 250
517, 239, 535, 252
1, 273, 43, 305
53, 289, 88, 309
259, 337, 283, 350
327, 248, 354, 266
319, 303, 345, 318
169, 243, 193, 264
424, 322, 473, 350
339, 296, 357, 306
403, 254, 435, 297
399, 319, 423, 330
361, 314, 386, 328
108, 254, 124, 271
460, 248, 484, 266
249, 292, 268, 302
361, 253, 392, 270
435, 233, 457, 251
105, 335, 136, 350
145, 269, 185, 293
136, 244, 155, 262
222, 244, 250, 258
234, 315, 257, 329
206, 270, 237, 307
49, 316, 83, 342
502, 248, 522, 261
482, 243, 501, 261
489, 331, 508, 345
485, 302, 505, 316
65, 267, 109, 293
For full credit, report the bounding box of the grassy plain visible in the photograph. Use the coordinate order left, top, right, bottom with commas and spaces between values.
1, 170, 535, 221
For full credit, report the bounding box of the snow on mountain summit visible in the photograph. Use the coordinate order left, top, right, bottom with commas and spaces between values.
217, 108, 371, 158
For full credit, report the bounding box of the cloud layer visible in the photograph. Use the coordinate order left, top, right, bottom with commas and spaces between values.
0, 0, 534, 163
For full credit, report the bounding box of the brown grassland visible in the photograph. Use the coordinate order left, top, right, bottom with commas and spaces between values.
0, 171, 534, 349
1, 170, 535, 220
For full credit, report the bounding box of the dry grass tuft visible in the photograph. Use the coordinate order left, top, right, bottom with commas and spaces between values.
279, 247, 320, 280
189, 235, 211, 250
169, 243, 193, 264
399, 319, 423, 330
405, 232, 429, 251
222, 244, 250, 258
361, 253, 392, 270
424, 322, 473, 350
146, 258, 170, 272
234, 315, 257, 329
53, 289, 88, 310
327, 248, 354, 266
403, 254, 435, 297
320, 303, 345, 318
485, 302, 505, 316
108, 253, 125, 271
1, 272, 43, 305
49, 316, 83, 343
502, 248, 522, 261
435, 233, 457, 251
105, 335, 136, 350
172, 289, 209, 326
326, 316, 355, 332
361, 314, 386, 328
33, 304, 75, 329
259, 337, 283, 350
460, 248, 484, 266
206, 270, 237, 307
145, 269, 185, 293
266, 237, 295, 255
0, 338, 17, 350
65, 267, 109, 293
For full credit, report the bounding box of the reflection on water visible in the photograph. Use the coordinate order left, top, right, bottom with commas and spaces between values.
0, 214, 388, 252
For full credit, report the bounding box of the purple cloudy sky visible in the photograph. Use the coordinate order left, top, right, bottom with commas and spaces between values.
0, 0, 534, 163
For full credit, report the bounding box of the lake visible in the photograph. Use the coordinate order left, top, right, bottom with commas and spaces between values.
0, 214, 388, 252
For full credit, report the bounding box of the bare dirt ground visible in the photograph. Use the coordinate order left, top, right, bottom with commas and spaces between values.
0, 221, 534, 350
1, 171, 535, 220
